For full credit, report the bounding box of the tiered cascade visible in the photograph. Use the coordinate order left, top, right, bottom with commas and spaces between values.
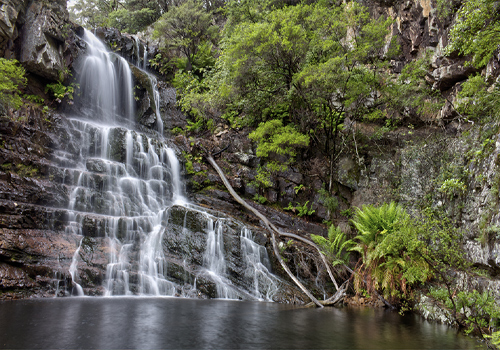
56, 30, 280, 300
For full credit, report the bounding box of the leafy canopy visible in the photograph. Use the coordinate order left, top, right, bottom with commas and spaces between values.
153, 0, 218, 72
445, 0, 500, 68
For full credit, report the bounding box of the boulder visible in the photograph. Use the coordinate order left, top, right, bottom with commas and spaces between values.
19, 1, 69, 80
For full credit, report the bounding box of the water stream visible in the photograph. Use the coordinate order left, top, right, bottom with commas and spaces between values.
57, 29, 279, 300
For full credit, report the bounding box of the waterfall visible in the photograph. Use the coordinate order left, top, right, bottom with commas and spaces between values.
78, 31, 134, 123
148, 74, 165, 135
143, 43, 148, 70
59, 29, 279, 300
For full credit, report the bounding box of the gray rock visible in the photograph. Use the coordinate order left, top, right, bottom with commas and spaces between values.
19, 2, 67, 80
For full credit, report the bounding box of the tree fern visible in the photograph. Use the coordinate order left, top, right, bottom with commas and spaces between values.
349, 202, 431, 300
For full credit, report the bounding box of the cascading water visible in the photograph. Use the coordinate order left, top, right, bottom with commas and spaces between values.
143, 43, 148, 70
59, 29, 281, 301
78, 31, 134, 123
148, 74, 164, 135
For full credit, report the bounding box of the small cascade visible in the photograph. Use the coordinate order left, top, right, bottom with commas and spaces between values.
133, 36, 141, 66
143, 42, 148, 70
240, 228, 279, 300
148, 74, 164, 135
69, 238, 84, 296
55, 28, 283, 300
203, 218, 235, 299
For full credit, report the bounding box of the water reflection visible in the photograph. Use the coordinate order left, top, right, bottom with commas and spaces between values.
0, 298, 483, 349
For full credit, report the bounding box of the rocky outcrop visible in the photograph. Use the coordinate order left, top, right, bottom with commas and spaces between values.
1, 0, 84, 81
0, 0, 28, 58
95, 27, 160, 73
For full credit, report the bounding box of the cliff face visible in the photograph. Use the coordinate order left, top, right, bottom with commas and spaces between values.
0, 0, 499, 304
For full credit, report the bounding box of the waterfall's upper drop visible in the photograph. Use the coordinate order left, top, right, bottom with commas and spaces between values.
77, 30, 135, 123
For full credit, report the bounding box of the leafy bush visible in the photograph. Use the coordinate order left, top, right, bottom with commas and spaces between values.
438, 178, 467, 197
249, 119, 309, 188
350, 202, 432, 299
0, 58, 26, 112
45, 82, 75, 101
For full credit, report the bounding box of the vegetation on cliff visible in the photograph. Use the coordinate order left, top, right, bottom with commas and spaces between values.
9, 0, 500, 346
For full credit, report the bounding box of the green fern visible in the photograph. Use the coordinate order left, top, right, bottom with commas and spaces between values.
350, 202, 431, 300
312, 225, 354, 268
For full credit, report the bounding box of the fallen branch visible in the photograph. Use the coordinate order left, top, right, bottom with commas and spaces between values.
304, 280, 348, 308
205, 154, 324, 308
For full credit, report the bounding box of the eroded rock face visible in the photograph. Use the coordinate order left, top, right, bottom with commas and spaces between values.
0, 0, 28, 58
19, 1, 69, 80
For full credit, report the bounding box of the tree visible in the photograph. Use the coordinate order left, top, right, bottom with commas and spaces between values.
153, 0, 218, 72
69, 0, 119, 29
0, 58, 27, 113
248, 119, 309, 188
210, 2, 400, 191
445, 0, 500, 68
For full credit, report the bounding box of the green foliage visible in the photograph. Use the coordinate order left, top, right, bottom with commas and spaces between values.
284, 201, 315, 217
253, 194, 267, 204
438, 178, 466, 197
249, 120, 309, 158
293, 184, 304, 194
350, 202, 432, 299
69, 0, 114, 29
171, 41, 218, 133
154, 0, 218, 72
435, 0, 453, 17
340, 208, 354, 218
318, 186, 339, 222
24, 94, 44, 105
249, 119, 309, 188
446, 0, 500, 68
0, 58, 27, 112
109, 8, 158, 34
486, 330, 500, 347
385, 50, 444, 119
456, 75, 500, 120
70, 0, 167, 31
45, 82, 75, 101
296, 201, 315, 217
312, 225, 354, 268
430, 287, 500, 338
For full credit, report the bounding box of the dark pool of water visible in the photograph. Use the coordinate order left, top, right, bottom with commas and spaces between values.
0, 297, 483, 349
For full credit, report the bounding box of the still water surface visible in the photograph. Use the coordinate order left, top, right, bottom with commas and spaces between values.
0, 298, 482, 349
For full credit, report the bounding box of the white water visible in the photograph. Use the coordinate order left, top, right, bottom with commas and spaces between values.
148, 74, 165, 135
61, 29, 278, 300
143, 43, 148, 70
69, 238, 84, 296
79, 31, 134, 122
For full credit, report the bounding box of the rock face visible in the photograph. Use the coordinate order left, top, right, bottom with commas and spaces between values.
0, 0, 28, 58
19, 1, 69, 80
95, 27, 160, 73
